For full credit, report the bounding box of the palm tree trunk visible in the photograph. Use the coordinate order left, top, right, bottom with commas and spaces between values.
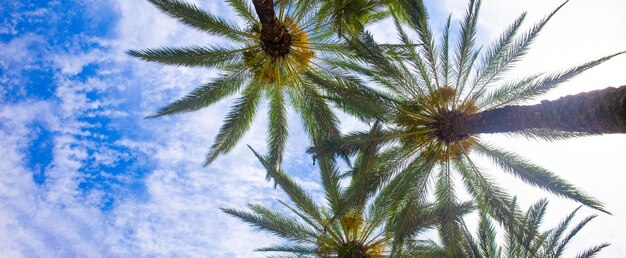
452, 85, 626, 135
251, 0, 290, 56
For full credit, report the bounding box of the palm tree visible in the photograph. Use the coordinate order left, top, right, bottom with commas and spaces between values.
128, 0, 376, 168
461, 198, 609, 258
223, 137, 474, 257
310, 0, 623, 241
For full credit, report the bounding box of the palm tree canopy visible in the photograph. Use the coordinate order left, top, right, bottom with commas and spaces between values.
223, 139, 474, 257
310, 0, 620, 234
129, 0, 363, 168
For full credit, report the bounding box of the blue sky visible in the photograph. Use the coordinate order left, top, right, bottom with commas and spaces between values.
1, 0, 626, 257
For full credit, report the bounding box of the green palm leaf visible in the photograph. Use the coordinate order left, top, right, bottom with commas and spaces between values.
349, 32, 422, 97
453, 0, 481, 94
552, 214, 598, 257
249, 147, 324, 224
502, 128, 591, 142
127, 46, 244, 68
453, 156, 517, 226
396, 239, 448, 258
574, 243, 611, 258
463, 199, 608, 257
466, 11, 526, 98
226, 0, 257, 26
435, 157, 463, 257
397, 0, 440, 88
370, 151, 438, 230
267, 85, 288, 170
469, 0, 571, 103
475, 73, 541, 109
477, 212, 499, 258
290, 83, 341, 145
205, 84, 261, 165
439, 15, 453, 86
306, 72, 396, 121
148, 71, 247, 118
316, 156, 342, 214
474, 142, 608, 213
147, 0, 250, 41
256, 244, 317, 254
486, 51, 626, 108
222, 204, 317, 242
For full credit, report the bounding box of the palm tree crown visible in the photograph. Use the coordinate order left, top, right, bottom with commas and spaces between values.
311, 0, 623, 247
224, 142, 474, 257
129, 0, 359, 168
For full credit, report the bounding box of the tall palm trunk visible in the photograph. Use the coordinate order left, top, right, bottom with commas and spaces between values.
451, 85, 626, 135
251, 0, 291, 56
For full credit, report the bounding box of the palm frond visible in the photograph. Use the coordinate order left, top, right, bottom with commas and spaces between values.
222, 204, 317, 242
371, 151, 437, 224
439, 15, 452, 87
226, 0, 258, 26
147, 71, 247, 118
396, 239, 448, 258
552, 214, 598, 257
464, 12, 526, 102
127, 46, 244, 68
453, 0, 481, 96
475, 73, 541, 109
147, 0, 250, 41
398, 0, 441, 88
460, 222, 482, 258
388, 198, 432, 252
395, 200, 474, 255
474, 142, 608, 213
468, 0, 571, 103
256, 243, 317, 254
277, 200, 323, 232
573, 243, 610, 258
249, 147, 324, 223
463, 198, 608, 258
307, 128, 410, 159
435, 156, 463, 256
489, 51, 626, 107
290, 83, 341, 146
306, 72, 397, 121
477, 212, 499, 258
393, 16, 434, 93
501, 128, 591, 142
366, 148, 425, 233
317, 0, 386, 37
204, 83, 261, 165
520, 199, 548, 251
349, 31, 421, 97
343, 121, 385, 212
316, 156, 343, 214
504, 197, 521, 257
453, 156, 517, 226
267, 85, 288, 170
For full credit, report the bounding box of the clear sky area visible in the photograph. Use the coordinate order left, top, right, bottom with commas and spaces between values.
1, 0, 625, 257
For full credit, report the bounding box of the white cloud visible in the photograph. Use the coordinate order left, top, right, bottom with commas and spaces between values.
0, 101, 110, 257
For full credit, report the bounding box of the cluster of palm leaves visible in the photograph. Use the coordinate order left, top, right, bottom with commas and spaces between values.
130, 0, 624, 256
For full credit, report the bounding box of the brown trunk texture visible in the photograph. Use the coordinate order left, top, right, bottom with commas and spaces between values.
251, 0, 290, 56
452, 85, 626, 135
